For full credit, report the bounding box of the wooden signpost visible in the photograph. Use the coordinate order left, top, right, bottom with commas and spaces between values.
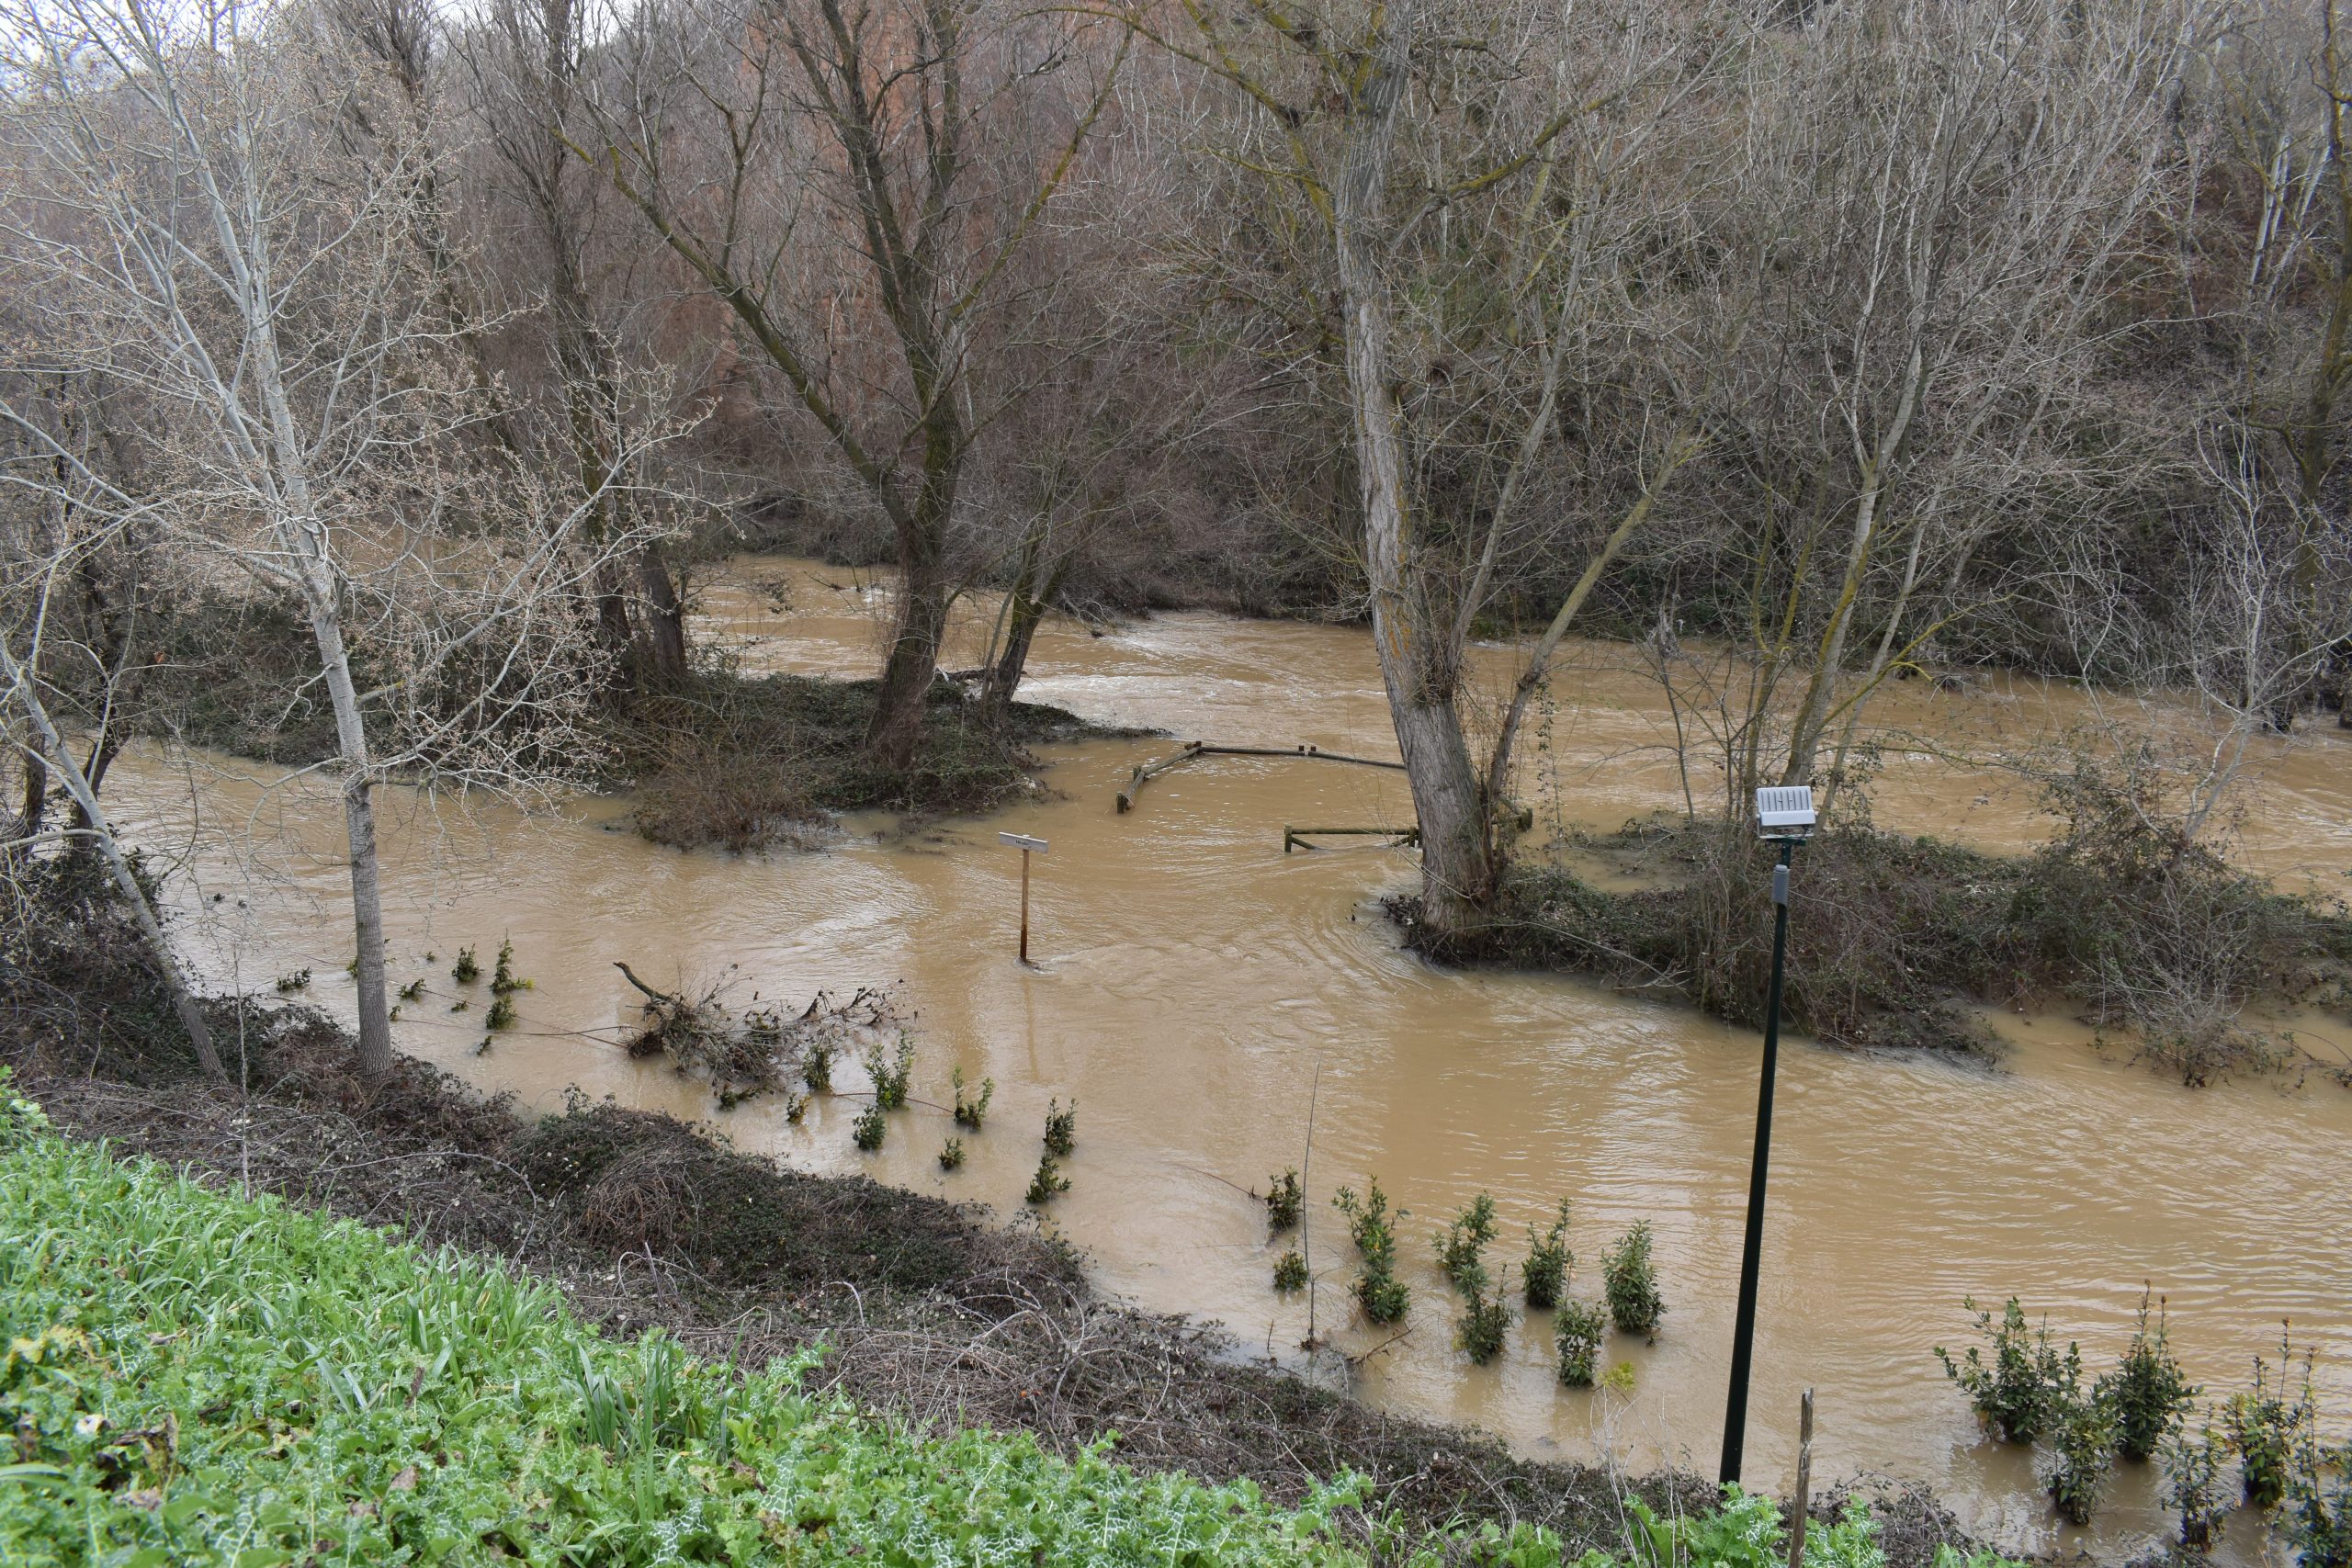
998, 832, 1048, 963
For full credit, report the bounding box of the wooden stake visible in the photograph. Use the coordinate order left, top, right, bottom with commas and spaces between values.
1789, 1388, 1814, 1568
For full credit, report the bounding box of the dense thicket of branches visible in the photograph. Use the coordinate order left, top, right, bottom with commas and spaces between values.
6, 0, 2350, 984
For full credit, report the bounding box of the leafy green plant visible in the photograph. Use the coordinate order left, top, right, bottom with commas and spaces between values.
951, 1066, 993, 1130
803, 1039, 835, 1093
1523, 1200, 1570, 1310
1435, 1191, 1498, 1294
272, 968, 311, 994
2287, 1422, 2352, 1568
1043, 1098, 1077, 1156
397, 977, 424, 1001
0, 1129, 1387, 1566
852, 1103, 886, 1151
1555, 1299, 1605, 1388
1935, 1297, 2065, 1443
489, 937, 530, 995
1333, 1180, 1410, 1325
1024, 1152, 1069, 1204
451, 944, 479, 984
1601, 1222, 1664, 1338
2226, 1337, 2309, 1509
1456, 1267, 1511, 1365
1265, 1168, 1302, 1233
1272, 1251, 1307, 1292
937, 1137, 965, 1171
449, 997, 469, 1012
2042, 1346, 2116, 1526
862, 1033, 916, 1110
2100, 1287, 2196, 1461
2164, 1420, 2231, 1554
484, 994, 517, 1032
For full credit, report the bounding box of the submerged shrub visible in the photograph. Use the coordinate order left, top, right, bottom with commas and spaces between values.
1333, 1180, 1410, 1325
2287, 1422, 2352, 1568
1272, 1250, 1307, 1292
852, 1103, 886, 1152
2227, 1336, 2312, 1509
804, 1039, 834, 1094
862, 1033, 916, 1111
2043, 1346, 2116, 1526
1523, 1199, 1571, 1310
1555, 1299, 1605, 1387
452, 945, 480, 984
1435, 1192, 1498, 1295
951, 1066, 993, 1130
484, 994, 517, 1032
1042, 1098, 1077, 1157
937, 1137, 965, 1171
1601, 1222, 1664, 1337
274, 968, 311, 993
2101, 1288, 2197, 1461
1456, 1267, 1512, 1365
1936, 1297, 2066, 1443
2165, 1420, 2232, 1554
397, 977, 424, 1001
490, 937, 529, 996
1265, 1168, 1302, 1233
1024, 1152, 1070, 1204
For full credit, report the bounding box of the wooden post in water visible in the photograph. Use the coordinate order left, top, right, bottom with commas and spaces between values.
1788, 1388, 1814, 1568
999, 833, 1048, 964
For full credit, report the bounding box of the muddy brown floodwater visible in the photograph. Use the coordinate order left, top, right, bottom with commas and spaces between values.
110, 558, 2352, 1563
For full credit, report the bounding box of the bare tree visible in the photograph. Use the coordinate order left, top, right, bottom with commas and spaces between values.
561, 0, 1130, 767
0, 0, 672, 1074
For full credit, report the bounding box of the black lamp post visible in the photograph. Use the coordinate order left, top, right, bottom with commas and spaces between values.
1719, 784, 1815, 1486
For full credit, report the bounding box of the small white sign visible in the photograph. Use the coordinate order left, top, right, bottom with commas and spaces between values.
998, 832, 1049, 855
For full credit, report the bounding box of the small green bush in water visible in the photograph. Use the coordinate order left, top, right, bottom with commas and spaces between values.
1555, 1299, 1604, 1387
2042, 1344, 2114, 1526
951, 1066, 993, 1130
1935, 1297, 2065, 1444
1273, 1250, 1307, 1292
2099, 1287, 2196, 1461
1043, 1098, 1077, 1157
862, 1033, 915, 1111
489, 937, 529, 996
1601, 1222, 1664, 1337
2287, 1418, 2352, 1568
1523, 1199, 1571, 1310
273, 968, 311, 994
1456, 1267, 1511, 1365
484, 994, 517, 1032
1265, 1168, 1302, 1233
1333, 1180, 1410, 1325
851, 1103, 886, 1152
451, 944, 479, 984
1025, 1152, 1069, 1205
2225, 1336, 2309, 1509
937, 1137, 965, 1171
1435, 1191, 1498, 1295
803, 1039, 834, 1094
2164, 1420, 2231, 1554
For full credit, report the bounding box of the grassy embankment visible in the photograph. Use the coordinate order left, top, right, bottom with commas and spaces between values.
0, 1070, 2021, 1568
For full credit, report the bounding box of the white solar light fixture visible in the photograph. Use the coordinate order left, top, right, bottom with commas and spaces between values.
1754, 784, 1816, 840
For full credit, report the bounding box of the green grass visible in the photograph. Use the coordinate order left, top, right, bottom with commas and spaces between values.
0, 1072, 2032, 1568
0, 1077, 1364, 1566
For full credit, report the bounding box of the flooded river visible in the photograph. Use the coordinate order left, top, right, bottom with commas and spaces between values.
111, 558, 2352, 1562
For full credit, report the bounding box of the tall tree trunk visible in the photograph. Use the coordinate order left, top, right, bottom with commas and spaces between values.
0, 636, 225, 1084
979, 534, 1066, 732
300, 581, 395, 1079
865, 532, 951, 771
635, 540, 688, 681
1333, 0, 1495, 941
